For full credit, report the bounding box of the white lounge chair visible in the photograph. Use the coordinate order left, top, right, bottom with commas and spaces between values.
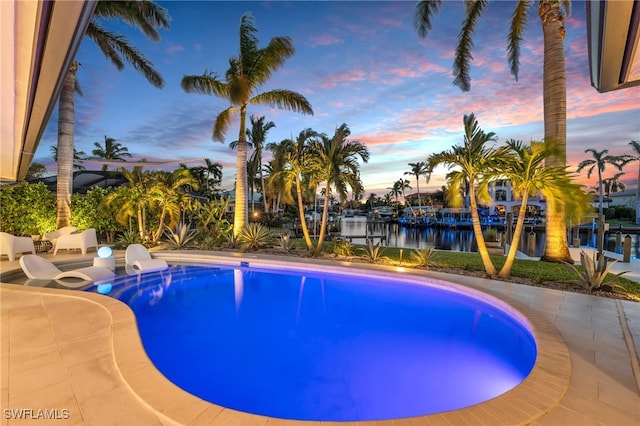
44, 226, 77, 245
125, 244, 168, 274
54, 228, 98, 255
0, 232, 36, 261
19, 254, 115, 288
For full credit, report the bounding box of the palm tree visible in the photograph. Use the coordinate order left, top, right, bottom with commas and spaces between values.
51, 146, 86, 171
91, 135, 132, 171
414, 0, 574, 262
387, 181, 404, 215
56, 1, 170, 229
602, 172, 626, 196
404, 161, 431, 214
268, 130, 319, 250
621, 140, 640, 224
105, 166, 155, 241
308, 124, 370, 249
496, 140, 588, 279
428, 113, 508, 277
246, 115, 275, 213
181, 13, 313, 236
148, 168, 199, 243
576, 149, 624, 215
394, 179, 412, 212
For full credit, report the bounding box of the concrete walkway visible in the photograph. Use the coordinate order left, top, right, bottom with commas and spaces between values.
1, 252, 639, 425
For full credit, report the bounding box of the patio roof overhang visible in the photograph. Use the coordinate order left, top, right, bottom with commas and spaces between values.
587, 0, 640, 93
0, 0, 96, 184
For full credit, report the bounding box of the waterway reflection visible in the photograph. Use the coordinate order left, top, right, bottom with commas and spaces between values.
340, 218, 640, 258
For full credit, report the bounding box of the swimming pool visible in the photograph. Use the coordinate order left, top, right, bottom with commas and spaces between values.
90, 262, 537, 422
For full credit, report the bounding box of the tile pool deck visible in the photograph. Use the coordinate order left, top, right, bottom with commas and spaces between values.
1, 251, 639, 425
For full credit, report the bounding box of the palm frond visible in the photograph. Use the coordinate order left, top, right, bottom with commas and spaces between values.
250, 90, 314, 115
453, 0, 488, 92
181, 72, 229, 97
248, 36, 296, 89
213, 107, 238, 142
93, 1, 171, 41
413, 0, 443, 38
238, 13, 260, 72
85, 21, 164, 88
507, 0, 532, 81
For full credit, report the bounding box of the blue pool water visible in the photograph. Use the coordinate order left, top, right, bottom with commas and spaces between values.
90, 264, 537, 421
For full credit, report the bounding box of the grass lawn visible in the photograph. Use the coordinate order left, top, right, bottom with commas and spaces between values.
287, 238, 640, 301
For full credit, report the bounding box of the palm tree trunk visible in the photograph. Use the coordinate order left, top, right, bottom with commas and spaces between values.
416, 177, 421, 213
234, 108, 248, 236
539, 0, 571, 263
315, 188, 331, 250
56, 65, 77, 229
260, 167, 269, 213
295, 177, 313, 250
597, 169, 604, 215
469, 185, 497, 276
154, 206, 167, 243
499, 196, 529, 279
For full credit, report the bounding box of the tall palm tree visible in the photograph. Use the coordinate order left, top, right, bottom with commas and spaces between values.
51, 146, 86, 171
268, 130, 319, 250
496, 140, 588, 278
414, 0, 574, 262
622, 140, 640, 224
387, 181, 404, 215
428, 113, 508, 277
395, 179, 412, 211
246, 115, 275, 212
56, 1, 170, 229
576, 149, 624, 215
308, 124, 370, 249
404, 161, 431, 214
181, 13, 313, 236
91, 135, 132, 171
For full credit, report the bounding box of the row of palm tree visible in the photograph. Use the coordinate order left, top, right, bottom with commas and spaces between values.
427, 113, 589, 278
414, 0, 573, 262
104, 166, 198, 244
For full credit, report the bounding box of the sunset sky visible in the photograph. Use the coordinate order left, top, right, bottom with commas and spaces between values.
36, 1, 640, 198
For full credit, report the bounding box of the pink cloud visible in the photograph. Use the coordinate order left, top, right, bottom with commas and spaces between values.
165, 43, 185, 55
307, 34, 343, 48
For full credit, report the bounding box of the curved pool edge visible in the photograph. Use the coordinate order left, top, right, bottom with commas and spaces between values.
5, 252, 573, 425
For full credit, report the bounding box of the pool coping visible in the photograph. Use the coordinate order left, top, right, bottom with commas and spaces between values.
3, 252, 572, 425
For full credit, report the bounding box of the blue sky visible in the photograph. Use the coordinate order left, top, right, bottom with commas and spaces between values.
37, 1, 640, 197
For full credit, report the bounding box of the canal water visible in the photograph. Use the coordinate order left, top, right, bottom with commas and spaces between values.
339, 217, 640, 258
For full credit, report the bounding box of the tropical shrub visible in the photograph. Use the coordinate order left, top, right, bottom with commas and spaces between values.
236, 223, 273, 251
72, 187, 124, 243
114, 229, 143, 249
277, 233, 293, 251
604, 205, 634, 221
0, 182, 56, 236
164, 222, 198, 249
330, 239, 354, 257
564, 251, 629, 291
194, 197, 232, 248
359, 239, 388, 264
410, 247, 438, 268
